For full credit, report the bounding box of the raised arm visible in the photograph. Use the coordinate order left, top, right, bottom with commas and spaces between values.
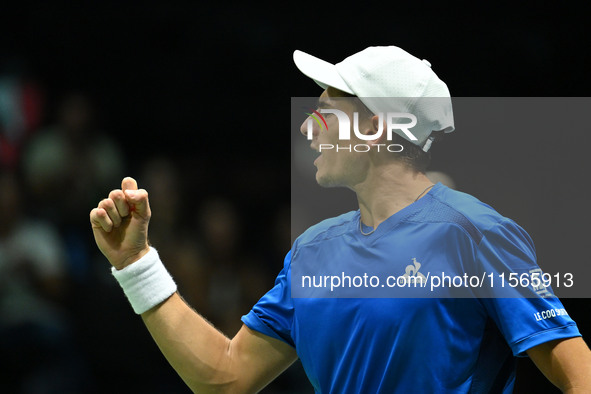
90, 177, 297, 393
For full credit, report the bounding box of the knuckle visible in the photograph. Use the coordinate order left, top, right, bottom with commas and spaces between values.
108, 189, 123, 199
99, 198, 115, 209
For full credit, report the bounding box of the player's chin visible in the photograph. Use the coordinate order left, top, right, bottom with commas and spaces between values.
315, 171, 341, 188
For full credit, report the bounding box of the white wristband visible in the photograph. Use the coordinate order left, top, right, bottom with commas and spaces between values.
111, 247, 177, 314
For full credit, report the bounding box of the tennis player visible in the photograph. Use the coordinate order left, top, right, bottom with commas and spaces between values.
90, 46, 591, 393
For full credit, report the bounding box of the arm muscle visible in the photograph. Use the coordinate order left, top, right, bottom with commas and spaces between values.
141, 293, 298, 393
527, 337, 591, 393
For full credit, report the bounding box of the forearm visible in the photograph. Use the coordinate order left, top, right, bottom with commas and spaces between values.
141, 293, 237, 393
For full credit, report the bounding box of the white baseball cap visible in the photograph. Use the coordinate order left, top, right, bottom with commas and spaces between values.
293, 46, 455, 151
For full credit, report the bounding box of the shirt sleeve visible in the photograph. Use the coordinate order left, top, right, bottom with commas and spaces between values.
241, 250, 295, 347
476, 218, 581, 356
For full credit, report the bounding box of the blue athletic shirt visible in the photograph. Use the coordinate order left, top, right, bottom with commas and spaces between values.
242, 183, 580, 393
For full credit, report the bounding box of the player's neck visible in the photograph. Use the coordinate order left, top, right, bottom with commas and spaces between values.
354, 163, 433, 229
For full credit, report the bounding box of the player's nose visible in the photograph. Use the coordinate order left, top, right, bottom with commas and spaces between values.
300, 115, 320, 139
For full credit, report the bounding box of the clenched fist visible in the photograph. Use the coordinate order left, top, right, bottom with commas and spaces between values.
90, 177, 151, 270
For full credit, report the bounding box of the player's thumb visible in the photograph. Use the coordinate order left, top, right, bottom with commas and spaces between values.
122, 177, 150, 219
121, 176, 138, 192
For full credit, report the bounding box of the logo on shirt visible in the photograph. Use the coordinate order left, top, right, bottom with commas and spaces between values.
529, 268, 553, 298
402, 258, 428, 285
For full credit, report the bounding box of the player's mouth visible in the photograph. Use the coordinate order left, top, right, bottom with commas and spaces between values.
311, 144, 321, 166
314, 154, 321, 166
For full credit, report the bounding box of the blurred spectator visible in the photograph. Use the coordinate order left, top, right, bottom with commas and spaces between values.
0, 169, 89, 393
139, 156, 184, 246
139, 157, 210, 315
0, 59, 44, 170
191, 196, 268, 337
20, 90, 126, 283
21, 90, 125, 221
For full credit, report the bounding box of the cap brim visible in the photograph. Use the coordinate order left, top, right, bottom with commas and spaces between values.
293, 50, 354, 95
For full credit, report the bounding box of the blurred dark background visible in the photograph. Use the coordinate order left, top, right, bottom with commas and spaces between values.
0, 1, 589, 393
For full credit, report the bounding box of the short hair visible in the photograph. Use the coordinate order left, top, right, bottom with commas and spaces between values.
328, 87, 440, 173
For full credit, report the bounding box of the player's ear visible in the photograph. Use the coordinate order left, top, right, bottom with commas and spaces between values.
363, 114, 388, 146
